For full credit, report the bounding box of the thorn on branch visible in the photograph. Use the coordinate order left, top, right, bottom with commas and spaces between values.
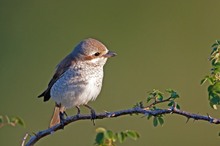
185, 117, 190, 123
168, 102, 176, 113
104, 111, 111, 118
104, 111, 116, 117
207, 113, 214, 123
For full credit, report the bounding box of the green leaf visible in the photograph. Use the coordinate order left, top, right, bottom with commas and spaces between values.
208, 77, 215, 85
95, 132, 104, 145
147, 89, 164, 103
176, 104, 181, 109
210, 47, 218, 56
168, 101, 174, 107
212, 62, 220, 69
95, 128, 107, 145
126, 131, 136, 139
166, 89, 179, 99
208, 82, 220, 106
208, 85, 214, 93
165, 88, 173, 93
147, 95, 153, 103
106, 130, 114, 139
153, 117, 158, 127
171, 92, 179, 99
211, 43, 218, 48
212, 82, 220, 92
156, 93, 163, 101
116, 132, 126, 143
147, 115, 152, 120
209, 93, 220, 105
126, 130, 140, 140
211, 58, 220, 66
10, 117, 25, 127
158, 117, 164, 126
200, 76, 210, 85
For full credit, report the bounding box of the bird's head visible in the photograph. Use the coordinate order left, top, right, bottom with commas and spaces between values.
72, 38, 117, 66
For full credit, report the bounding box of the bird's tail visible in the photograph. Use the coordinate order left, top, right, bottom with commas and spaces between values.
49, 104, 65, 128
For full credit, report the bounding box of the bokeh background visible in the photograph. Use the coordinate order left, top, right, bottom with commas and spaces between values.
1, 0, 220, 145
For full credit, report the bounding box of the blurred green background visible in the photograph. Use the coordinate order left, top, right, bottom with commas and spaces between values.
1, 0, 220, 145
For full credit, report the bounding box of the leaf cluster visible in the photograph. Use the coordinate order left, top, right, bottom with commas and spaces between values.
0, 115, 25, 128
146, 89, 180, 109
201, 40, 220, 109
94, 127, 140, 146
145, 89, 180, 127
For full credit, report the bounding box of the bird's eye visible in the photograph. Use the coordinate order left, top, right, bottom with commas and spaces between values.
94, 52, 100, 56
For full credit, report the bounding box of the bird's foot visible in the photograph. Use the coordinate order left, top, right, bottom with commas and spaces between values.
84, 104, 96, 126
90, 109, 96, 126
59, 112, 66, 129
76, 106, 81, 118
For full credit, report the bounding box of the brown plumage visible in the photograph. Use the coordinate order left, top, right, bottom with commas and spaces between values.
38, 53, 76, 101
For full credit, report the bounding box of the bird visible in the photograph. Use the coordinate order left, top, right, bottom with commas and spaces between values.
38, 38, 116, 127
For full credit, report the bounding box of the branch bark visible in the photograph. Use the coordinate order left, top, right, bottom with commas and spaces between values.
25, 106, 220, 146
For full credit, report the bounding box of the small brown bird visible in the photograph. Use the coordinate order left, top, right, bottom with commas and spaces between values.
38, 38, 116, 127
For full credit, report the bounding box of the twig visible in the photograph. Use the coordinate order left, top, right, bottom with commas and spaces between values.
145, 97, 172, 109
21, 133, 29, 146
25, 107, 220, 146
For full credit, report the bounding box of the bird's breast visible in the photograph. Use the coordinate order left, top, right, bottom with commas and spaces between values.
50, 66, 104, 108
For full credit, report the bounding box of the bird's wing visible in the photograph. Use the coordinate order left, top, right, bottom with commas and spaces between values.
38, 54, 75, 101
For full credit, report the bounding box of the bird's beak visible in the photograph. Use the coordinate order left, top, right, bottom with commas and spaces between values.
103, 51, 117, 58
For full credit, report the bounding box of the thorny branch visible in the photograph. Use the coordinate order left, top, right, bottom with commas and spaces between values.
25, 106, 220, 146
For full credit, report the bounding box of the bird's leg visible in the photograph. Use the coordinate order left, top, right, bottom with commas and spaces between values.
84, 104, 96, 125
59, 111, 65, 129
76, 106, 81, 118
58, 105, 67, 129
63, 111, 68, 117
